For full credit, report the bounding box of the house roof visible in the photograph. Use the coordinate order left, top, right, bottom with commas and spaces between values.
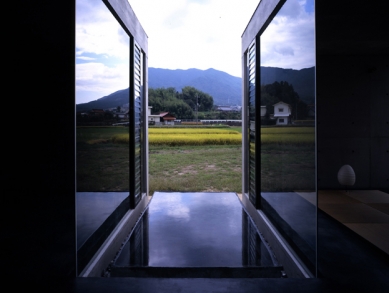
159, 112, 176, 120
273, 101, 291, 107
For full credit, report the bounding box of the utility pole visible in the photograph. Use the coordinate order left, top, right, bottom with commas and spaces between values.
196, 94, 198, 123
295, 98, 299, 120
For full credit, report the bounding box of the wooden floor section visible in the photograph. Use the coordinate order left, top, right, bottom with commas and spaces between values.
318, 190, 389, 255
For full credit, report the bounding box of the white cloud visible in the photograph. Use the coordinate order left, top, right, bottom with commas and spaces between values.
166, 205, 191, 221
150, 193, 191, 221
76, 56, 95, 61
76, 62, 129, 104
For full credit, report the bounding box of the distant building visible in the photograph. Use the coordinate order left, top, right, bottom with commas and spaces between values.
89, 109, 105, 116
260, 106, 267, 118
159, 112, 176, 125
147, 107, 176, 125
148, 106, 160, 124
116, 111, 129, 119
273, 101, 291, 125
216, 105, 242, 112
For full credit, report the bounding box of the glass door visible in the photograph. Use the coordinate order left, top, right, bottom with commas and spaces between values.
76, 0, 148, 274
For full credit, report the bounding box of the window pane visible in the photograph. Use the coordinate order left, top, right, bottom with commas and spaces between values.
76, 0, 130, 273
260, 0, 316, 274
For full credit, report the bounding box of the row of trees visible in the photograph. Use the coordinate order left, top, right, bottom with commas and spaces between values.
149, 82, 309, 121
197, 111, 241, 120
149, 86, 214, 119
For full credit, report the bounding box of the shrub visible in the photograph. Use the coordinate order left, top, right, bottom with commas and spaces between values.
181, 122, 203, 125
111, 134, 129, 144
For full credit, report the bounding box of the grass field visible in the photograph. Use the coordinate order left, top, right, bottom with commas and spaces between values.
76, 125, 315, 193
76, 127, 129, 191
149, 145, 242, 193
260, 144, 315, 191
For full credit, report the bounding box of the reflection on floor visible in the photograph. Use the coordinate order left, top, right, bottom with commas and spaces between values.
261, 192, 316, 274
76, 192, 128, 248
318, 190, 389, 255
109, 192, 283, 278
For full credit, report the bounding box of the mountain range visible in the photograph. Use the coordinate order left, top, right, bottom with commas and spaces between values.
76, 67, 314, 112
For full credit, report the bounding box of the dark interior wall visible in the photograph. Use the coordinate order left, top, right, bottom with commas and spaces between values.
316, 1, 389, 190
5, 1, 76, 279
317, 55, 389, 189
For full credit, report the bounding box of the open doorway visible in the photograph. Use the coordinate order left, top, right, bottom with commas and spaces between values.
75, 0, 317, 278
128, 0, 259, 194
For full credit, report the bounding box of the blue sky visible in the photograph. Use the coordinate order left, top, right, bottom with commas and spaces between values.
76, 0, 315, 104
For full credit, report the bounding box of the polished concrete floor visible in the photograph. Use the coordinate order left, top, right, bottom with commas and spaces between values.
72, 191, 389, 292
110, 192, 281, 277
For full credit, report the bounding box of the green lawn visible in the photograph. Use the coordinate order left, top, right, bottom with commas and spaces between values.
76, 126, 130, 191
149, 145, 242, 194
76, 126, 315, 194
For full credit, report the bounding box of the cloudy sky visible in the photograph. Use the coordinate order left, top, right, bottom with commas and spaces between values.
76, 0, 315, 104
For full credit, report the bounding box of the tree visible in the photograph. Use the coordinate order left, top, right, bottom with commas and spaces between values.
179, 86, 214, 112
148, 86, 214, 119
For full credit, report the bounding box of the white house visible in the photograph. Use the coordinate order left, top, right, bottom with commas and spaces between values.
273, 101, 291, 125
148, 106, 161, 124
260, 106, 267, 118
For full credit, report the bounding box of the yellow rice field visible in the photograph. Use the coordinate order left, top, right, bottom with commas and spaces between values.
149, 128, 241, 145
111, 126, 315, 146
260, 127, 314, 134
149, 134, 241, 146
260, 127, 314, 144
148, 128, 240, 135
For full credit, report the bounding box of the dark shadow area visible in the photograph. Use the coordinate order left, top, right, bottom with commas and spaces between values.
317, 209, 389, 288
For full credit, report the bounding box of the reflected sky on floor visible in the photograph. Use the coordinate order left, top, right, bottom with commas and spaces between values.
114, 192, 277, 267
